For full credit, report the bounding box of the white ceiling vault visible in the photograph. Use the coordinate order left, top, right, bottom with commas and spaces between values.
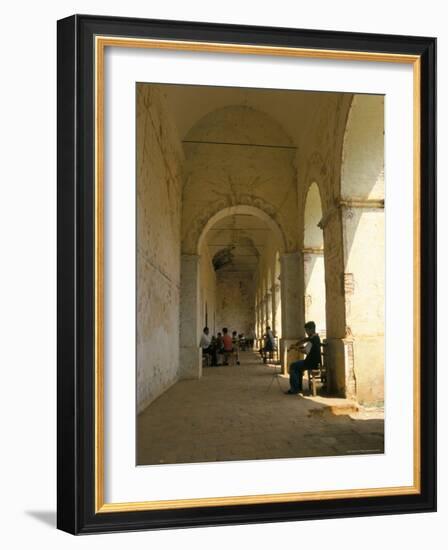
162, 83, 351, 148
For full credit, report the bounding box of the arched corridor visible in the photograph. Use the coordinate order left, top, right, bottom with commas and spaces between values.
136, 83, 385, 464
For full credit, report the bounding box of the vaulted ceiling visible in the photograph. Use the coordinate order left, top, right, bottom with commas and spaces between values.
161, 83, 351, 148
206, 214, 270, 274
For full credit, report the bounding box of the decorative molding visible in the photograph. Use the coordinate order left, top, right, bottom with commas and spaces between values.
302, 247, 324, 255
339, 198, 384, 209
318, 198, 384, 228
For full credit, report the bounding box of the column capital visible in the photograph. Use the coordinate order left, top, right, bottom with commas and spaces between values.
318, 198, 384, 228
339, 198, 384, 209
280, 250, 302, 261
302, 247, 324, 255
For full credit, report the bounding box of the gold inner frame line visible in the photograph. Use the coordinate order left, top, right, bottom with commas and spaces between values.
94, 35, 421, 514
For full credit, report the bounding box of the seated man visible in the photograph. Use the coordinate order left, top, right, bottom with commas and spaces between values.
199, 327, 216, 366
285, 321, 321, 395
259, 325, 275, 363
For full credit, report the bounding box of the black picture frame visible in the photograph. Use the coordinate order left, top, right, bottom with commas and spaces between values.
57, 14, 436, 535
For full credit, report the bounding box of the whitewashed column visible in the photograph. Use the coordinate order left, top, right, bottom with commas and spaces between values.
180, 254, 202, 379
271, 284, 277, 336
279, 251, 304, 373
266, 290, 273, 328
340, 201, 385, 403
303, 247, 326, 337
255, 300, 258, 335
273, 282, 282, 338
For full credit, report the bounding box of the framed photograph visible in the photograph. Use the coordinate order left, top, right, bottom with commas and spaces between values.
57, 14, 436, 534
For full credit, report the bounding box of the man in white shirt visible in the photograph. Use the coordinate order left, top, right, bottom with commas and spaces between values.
200, 327, 216, 366
200, 327, 211, 349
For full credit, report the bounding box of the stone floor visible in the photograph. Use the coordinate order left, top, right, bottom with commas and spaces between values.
137, 351, 384, 465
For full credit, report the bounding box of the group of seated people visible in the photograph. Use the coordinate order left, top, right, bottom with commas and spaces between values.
200, 327, 246, 366
200, 320, 322, 395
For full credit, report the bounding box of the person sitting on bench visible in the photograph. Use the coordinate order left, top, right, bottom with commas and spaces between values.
285, 321, 321, 395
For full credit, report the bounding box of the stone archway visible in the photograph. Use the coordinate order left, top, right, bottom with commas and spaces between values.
179, 204, 304, 380
196, 205, 287, 256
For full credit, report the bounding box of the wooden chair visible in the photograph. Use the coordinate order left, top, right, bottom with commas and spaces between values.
202, 350, 211, 367
307, 341, 329, 396
260, 337, 279, 364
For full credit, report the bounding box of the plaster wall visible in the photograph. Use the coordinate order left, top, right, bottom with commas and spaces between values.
216, 271, 255, 336
343, 207, 385, 404
136, 85, 183, 413
304, 252, 326, 336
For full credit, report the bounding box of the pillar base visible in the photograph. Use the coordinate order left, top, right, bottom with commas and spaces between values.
325, 337, 356, 399
179, 347, 202, 380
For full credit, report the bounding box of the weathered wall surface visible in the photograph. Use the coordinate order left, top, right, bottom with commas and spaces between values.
304, 252, 326, 335
342, 205, 385, 404
136, 85, 184, 413
341, 95, 385, 404
216, 272, 255, 336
